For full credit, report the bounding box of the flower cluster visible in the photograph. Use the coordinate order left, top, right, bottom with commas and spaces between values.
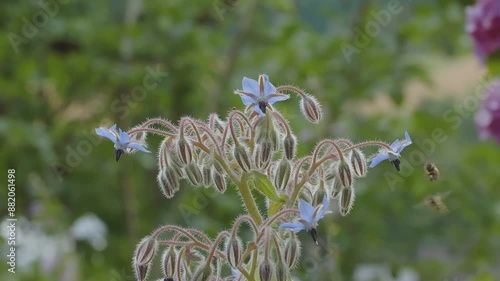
476, 79, 500, 142
466, 0, 500, 63
95, 75, 411, 280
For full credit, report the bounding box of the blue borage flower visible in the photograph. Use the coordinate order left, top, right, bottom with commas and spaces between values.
230, 268, 242, 280
95, 124, 150, 161
234, 74, 290, 115
279, 195, 329, 245
369, 131, 412, 171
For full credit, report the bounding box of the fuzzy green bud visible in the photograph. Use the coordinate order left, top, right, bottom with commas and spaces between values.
176, 137, 193, 165
162, 247, 177, 278
202, 165, 213, 187
276, 262, 288, 281
274, 158, 292, 191
259, 260, 274, 281
337, 160, 353, 188
300, 94, 323, 123
234, 144, 252, 172
284, 237, 300, 269
191, 265, 212, 281
133, 236, 157, 281
225, 237, 243, 268
339, 186, 355, 216
351, 149, 367, 177
214, 172, 227, 193
157, 167, 179, 198
283, 134, 296, 160
185, 162, 203, 186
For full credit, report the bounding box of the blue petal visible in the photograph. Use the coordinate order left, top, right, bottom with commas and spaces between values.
95, 127, 117, 144
267, 93, 290, 105
253, 104, 265, 116
262, 74, 276, 97
242, 77, 259, 97
368, 152, 390, 168
127, 143, 151, 153
119, 130, 131, 146
237, 92, 255, 107
299, 199, 316, 225
390, 139, 400, 150
278, 222, 306, 232
317, 195, 329, 220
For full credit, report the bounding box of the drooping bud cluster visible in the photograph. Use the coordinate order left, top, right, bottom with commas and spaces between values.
133, 236, 158, 281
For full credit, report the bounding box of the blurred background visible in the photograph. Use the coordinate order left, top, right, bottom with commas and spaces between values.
2, 0, 500, 280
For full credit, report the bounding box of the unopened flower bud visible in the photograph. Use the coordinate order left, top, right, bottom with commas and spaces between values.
133, 236, 157, 281
274, 158, 291, 191
162, 247, 177, 278
350, 149, 367, 177
212, 159, 225, 174
168, 154, 185, 177
202, 165, 213, 187
191, 265, 212, 281
337, 160, 353, 188
225, 237, 243, 268
276, 262, 288, 281
234, 144, 252, 172
339, 186, 355, 216
284, 237, 300, 269
270, 130, 280, 151
185, 162, 203, 186
259, 260, 274, 281
255, 141, 272, 169
214, 172, 227, 193
176, 137, 193, 165
283, 134, 296, 160
300, 95, 322, 123
313, 185, 327, 206
157, 167, 180, 198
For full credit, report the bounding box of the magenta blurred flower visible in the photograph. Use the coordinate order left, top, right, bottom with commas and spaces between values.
466, 0, 500, 62
476, 79, 500, 142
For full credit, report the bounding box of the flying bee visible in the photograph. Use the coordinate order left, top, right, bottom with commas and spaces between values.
424, 162, 440, 181
422, 191, 450, 213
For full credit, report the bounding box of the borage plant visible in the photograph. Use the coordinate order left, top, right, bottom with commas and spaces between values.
95, 74, 412, 281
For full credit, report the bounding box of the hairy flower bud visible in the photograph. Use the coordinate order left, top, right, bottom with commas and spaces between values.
300, 95, 322, 123
350, 149, 367, 177
283, 134, 296, 160
256, 140, 272, 169
185, 162, 203, 186
225, 237, 243, 268
234, 144, 252, 172
274, 158, 291, 191
133, 236, 158, 281
313, 185, 327, 206
339, 186, 355, 216
214, 172, 227, 193
259, 260, 274, 281
202, 165, 213, 187
162, 247, 177, 278
157, 167, 180, 198
337, 160, 353, 188
276, 262, 288, 281
168, 154, 185, 177
191, 265, 212, 281
212, 159, 225, 174
176, 137, 193, 165
284, 237, 300, 269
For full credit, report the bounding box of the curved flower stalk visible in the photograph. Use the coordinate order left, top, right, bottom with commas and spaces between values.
95, 74, 412, 280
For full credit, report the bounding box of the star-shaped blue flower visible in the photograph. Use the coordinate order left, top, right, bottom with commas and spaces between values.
234, 74, 289, 115
95, 124, 150, 161
369, 131, 412, 171
279, 195, 329, 245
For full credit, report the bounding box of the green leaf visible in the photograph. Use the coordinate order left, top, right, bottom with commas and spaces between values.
268, 194, 288, 217
246, 171, 285, 203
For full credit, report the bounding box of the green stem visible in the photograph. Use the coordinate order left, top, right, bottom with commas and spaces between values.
239, 174, 263, 225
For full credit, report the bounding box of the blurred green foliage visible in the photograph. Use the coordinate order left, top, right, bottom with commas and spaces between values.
1, 0, 499, 280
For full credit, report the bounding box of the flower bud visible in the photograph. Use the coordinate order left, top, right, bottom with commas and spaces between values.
202, 165, 213, 187
214, 172, 227, 193
191, 265, 212, 281
276, 262, 289, 281
157, 167, 180, 198
225, 237, 243, 268
284, 237, 300, 269
259, 260, 274, 281
270, 130, 280, 152
283, 134, 296, 160
255, 141, 272, 169
337, 160, 353, 188
339, 186, 355, 216
274, 158, 291, 191
185, 162, 203, 186
234, 144, 252, 172
350, 149, 367, 177
176, 137, 193, 165
133, 236, 158, 281
162, 247, 177, 278
300, 95, 322, 123
312, 185, 327, 206
168, 154, 185, 177
212, 159, 225, 174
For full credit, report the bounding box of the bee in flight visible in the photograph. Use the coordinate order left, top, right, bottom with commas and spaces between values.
424, 162, 439, 181
422, 191, 450, 213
